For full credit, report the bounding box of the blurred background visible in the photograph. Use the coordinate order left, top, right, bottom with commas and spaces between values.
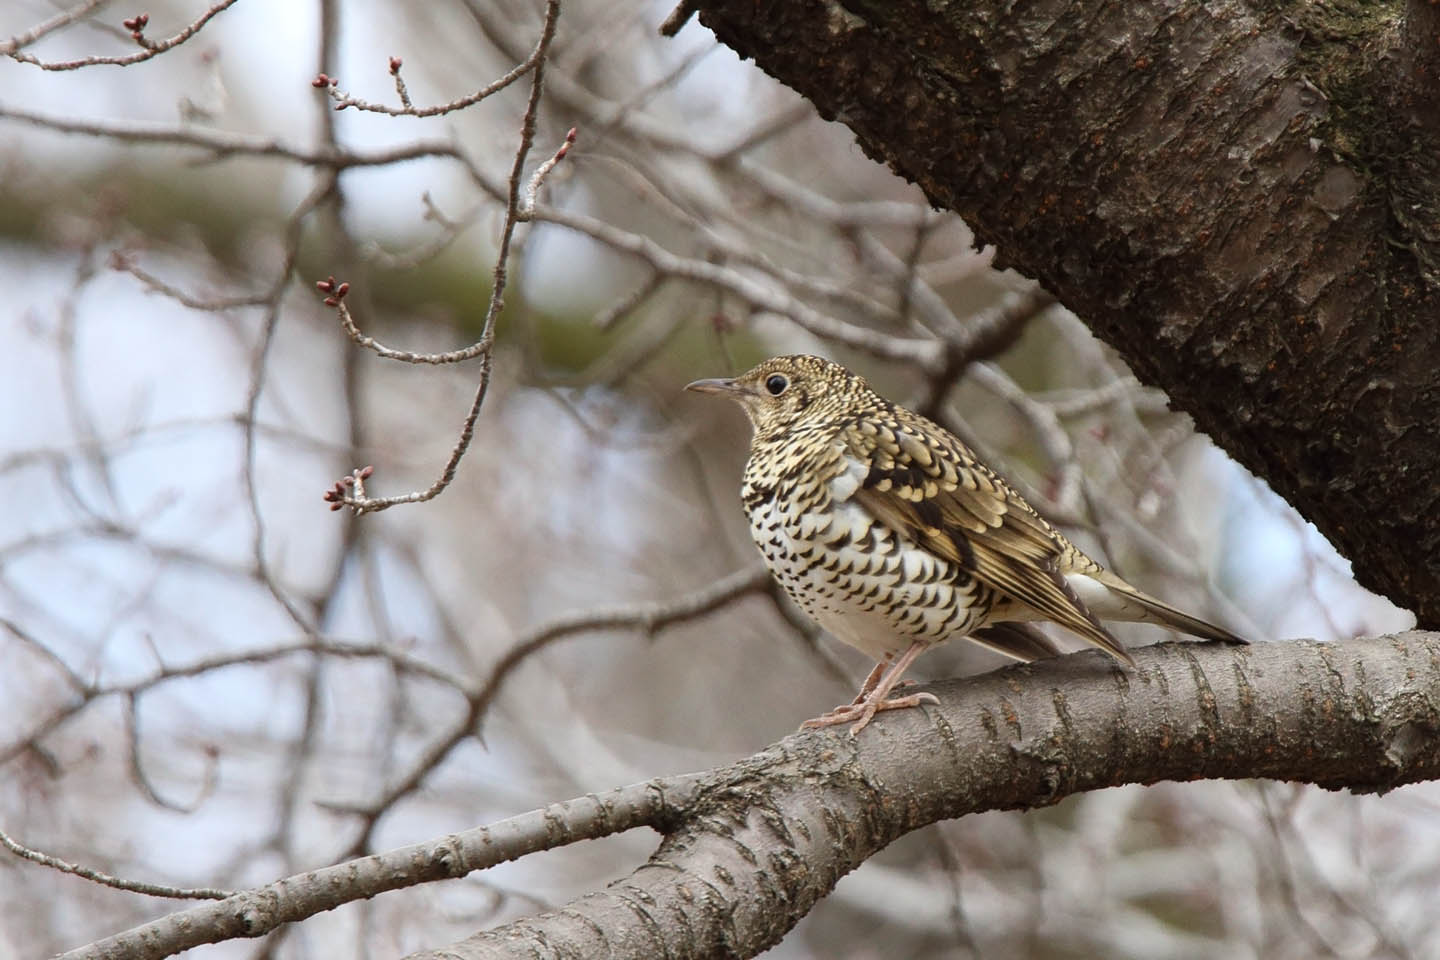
0, 0, 1424, 957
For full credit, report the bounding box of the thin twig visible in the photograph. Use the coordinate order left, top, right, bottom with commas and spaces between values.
8, 0, 240, 70
344, 566, 771, 853
334, 301, 494, 365
325, 0, 565, 516
59, 772, 707, 960
322, 46, 539, 117
0, 0, 111, 55
0, 103, 461, 166
0, 827, 232, 900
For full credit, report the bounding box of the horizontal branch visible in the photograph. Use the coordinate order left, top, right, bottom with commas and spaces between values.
424, 631, 1440, 959
0, 103, 459, 166
59, 776, 706, 960
521, 200, 947, 370
58, 631, 1440, 960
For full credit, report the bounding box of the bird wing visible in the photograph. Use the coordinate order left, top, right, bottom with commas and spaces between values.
839, 411, 1135, 666
968, 622, 1068, 662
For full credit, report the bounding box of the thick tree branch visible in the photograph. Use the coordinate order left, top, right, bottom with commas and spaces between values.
58, 632, 1440, 960
687, 0, 1440, 624
415, 631, 1440, 959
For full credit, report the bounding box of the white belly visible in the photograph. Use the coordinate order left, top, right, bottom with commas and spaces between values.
748, 494, 983, 663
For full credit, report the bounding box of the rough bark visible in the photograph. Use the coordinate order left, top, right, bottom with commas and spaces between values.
413, 632, 1440, 960
689, 0, 1440, 625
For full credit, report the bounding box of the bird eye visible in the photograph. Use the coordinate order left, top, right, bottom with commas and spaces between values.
765, 374, 789, 396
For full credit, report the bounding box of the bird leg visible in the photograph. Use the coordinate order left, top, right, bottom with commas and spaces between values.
852, 660, 889, 702
802, 640, 938, 736
851, 659, 917, 704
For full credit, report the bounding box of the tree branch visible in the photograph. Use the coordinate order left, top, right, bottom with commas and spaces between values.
58, 775, 706, 960
57, 632, 1440, 960
417, 631, 1440, 959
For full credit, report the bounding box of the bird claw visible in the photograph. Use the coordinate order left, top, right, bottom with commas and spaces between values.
850, 672, 917, 705
802, 691, 939, 736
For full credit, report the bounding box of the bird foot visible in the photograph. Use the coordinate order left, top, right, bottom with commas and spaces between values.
802, 691, 939, 737
849, 678, 916, 705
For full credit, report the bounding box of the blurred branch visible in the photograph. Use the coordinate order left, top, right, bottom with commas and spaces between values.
0, 0, 110, 56
5, 0, 239, 69
911, 287, 1056, 418
110, 251, 274, 309
58, 631, 1440, 960
341, 565, 773, 854
518, 198, 947, 369
359, 192, 480, 270
0, 103, 462, 165
0, 639, 470, 768
59, 772, 709, 960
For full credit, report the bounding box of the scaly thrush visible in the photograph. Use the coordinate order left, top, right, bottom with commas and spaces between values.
688, 355, 1245, 735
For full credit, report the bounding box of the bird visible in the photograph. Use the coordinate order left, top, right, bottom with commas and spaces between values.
687, 355, 1245, 735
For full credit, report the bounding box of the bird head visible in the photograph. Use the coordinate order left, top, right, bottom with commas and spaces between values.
686, 355, 868, 441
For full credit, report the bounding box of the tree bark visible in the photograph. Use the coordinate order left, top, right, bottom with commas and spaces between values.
688, 0, 1440, 625
413, 632, 1440, 960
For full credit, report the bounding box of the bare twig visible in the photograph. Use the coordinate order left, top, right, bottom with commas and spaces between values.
323, 0, 565, 516
517, 199, 947, 370
343, 565, 771, 853
1, 639, 473, 768
0, 0, 111, 56
332, 299, 493, 365
593, 272, 664, 330
7, 0, 240, 70
0, 827, 232, 900
59, 772, 707, 960
319, 40, 541, 118
358, 194, 481, 270
110, 251, 273, 310
0, 103, 461, 166
523, 126, 576, 211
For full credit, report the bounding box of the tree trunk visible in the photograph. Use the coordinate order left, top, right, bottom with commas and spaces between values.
688, 0, 1440, 625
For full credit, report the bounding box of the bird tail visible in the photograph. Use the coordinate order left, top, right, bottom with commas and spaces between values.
1083, 571, 1247, 645
969, 622, 1067, 663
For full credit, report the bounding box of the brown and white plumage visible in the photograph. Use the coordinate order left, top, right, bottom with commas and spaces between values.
688, 355, 1245, 734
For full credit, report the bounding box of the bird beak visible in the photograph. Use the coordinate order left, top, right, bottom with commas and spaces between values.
685, 377, 744, 397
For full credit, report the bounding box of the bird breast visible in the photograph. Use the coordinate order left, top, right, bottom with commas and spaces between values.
743, 450, 985, 663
